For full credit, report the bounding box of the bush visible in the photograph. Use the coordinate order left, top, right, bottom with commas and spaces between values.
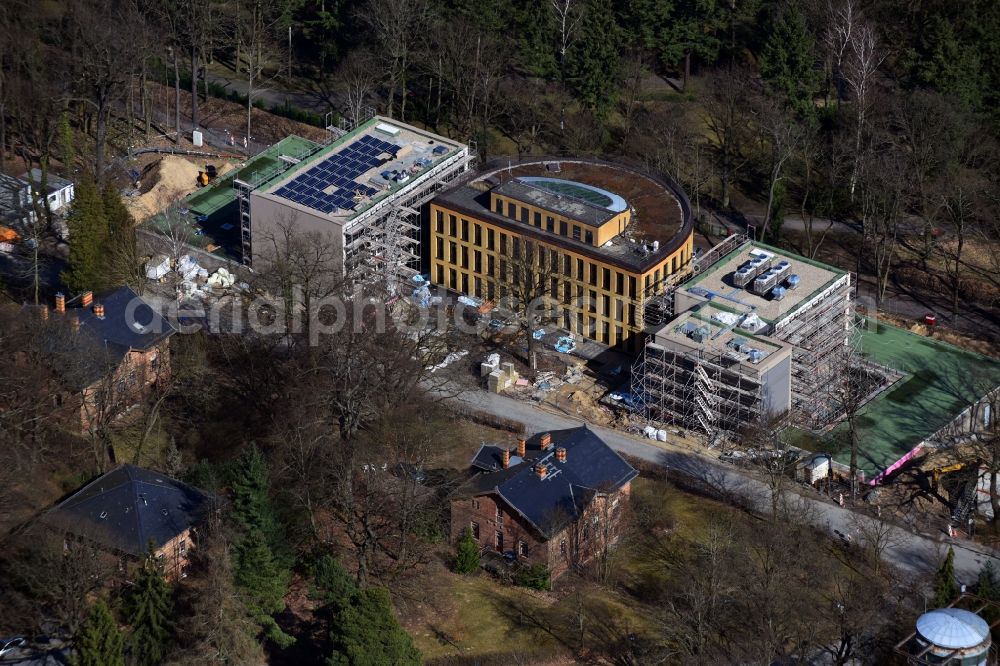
514, 564, 551, 591
453, 529, 480, 574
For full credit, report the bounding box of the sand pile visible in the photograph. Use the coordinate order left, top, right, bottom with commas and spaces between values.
127, 156, 232, 222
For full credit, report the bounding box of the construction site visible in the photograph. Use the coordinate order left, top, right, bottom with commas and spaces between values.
152, 114, 472, 291
633, 236, 854, 437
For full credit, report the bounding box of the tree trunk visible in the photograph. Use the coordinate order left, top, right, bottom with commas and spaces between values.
683, 52, 691, 90
191, 44, 199, 128
173, 51, 181, 144
95, 102, 108, 183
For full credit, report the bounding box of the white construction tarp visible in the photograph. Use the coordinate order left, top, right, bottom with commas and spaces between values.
145, 255, 170, 280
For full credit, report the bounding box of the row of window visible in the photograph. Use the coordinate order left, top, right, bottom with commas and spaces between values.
492, 196, 599, 244
469, 520, 529, 557
433, 210, 687, 297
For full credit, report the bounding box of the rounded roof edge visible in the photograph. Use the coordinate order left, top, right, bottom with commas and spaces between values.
916, 608, 990, 650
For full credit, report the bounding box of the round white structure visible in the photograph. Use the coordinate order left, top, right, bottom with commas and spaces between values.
914, 608, 991, 665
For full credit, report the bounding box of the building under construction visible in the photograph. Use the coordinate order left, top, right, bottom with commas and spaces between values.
632, 236, 853, 438
240, 116, 471, 288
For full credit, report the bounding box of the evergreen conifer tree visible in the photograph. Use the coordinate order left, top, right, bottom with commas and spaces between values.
313, 554, 357, 608
566, 0, 621, 116
124, 548, 174, 666
759, 4, 818, 116
229, 445, 294, 647
327, 587, 420, 666
932, 547, 960, 607
453, 528, 480, 574
63, 177, 109, 294
73, 599, 124, 666
102, 185, 142, 291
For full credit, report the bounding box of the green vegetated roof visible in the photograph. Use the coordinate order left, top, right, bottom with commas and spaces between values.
184, 135, 322, 216
805, 318, 1000, 476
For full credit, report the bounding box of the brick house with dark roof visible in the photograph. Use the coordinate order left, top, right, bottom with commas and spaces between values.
450, 425, 637, 579
24, 286, 175, 432
41, 464, 214, 579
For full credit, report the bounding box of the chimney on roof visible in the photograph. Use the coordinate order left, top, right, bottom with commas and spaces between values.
517, 438, 526, 458
535, 463, 547, 480
94, 303, 105, 319
556, 447, 567, 463
540, 433, 552, 450
81, 291, 93, 308
55, 292, 65, 313
502, 448, 510, 469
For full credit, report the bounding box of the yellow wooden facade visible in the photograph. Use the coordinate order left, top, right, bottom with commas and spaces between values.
428, 199, 694, 353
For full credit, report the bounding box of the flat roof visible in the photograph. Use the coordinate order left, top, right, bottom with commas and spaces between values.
255, 116, 464, 224
790, 319, 1000, 476
435, 158, 692, 273
654, 306, 789, 373
493, 178, 622, 227
185, 135, 321, 217
683, 241, 847, 323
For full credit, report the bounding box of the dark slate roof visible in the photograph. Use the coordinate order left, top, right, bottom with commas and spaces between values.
460, 425, 638, 539
42, 465, 213, 557
26, 286, 176, 389
72, 286, 175, 356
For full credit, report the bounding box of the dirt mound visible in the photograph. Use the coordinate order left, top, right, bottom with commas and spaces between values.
126, 156, 232, 222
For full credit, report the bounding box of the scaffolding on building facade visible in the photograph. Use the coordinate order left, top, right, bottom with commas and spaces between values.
633, 342, 767, 440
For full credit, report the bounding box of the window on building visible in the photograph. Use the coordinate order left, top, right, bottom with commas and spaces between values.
602, 268, 611, 290
436, 237, 444, 260
472, 499, 480, 510
495, 531, 504, 551
521, 207, 529, 224
602, 320, 610, 343
550, 277, 558, 296
449, 269, 457, 290
487, 280, 495, 301
589, 264, 598, 286
461, 273, 468, 293
436, 265, 444, 284
461, 246, 469, 269
589, 290, 597, 313
602, 294, 610, 316
616, 325, 624, 345
494, 197, 502, 213
474, 224, 482, 246
507, 201, 516, 218
474, 250, 482, 273
585, 230, 593, 244
672, 255, 677, 274
449, 241, 457, 263
576, 258, 584, 280
500, 233, 507, 254
500, 259, 507, 281
435, 210, 444, 233
616, 272, 624, 294
496, 507, 503, 523
518, 541, 528, 557
512, 237, 520, 259
628, 276, 637, 299
560, 540, 567, 555
474, 277, 483, 298
572, 225, 581, 241
560, 220, 568, 236
615, 299, 624, 322
471, 521, 480, 540
563, 255, 571, 275
534, 211, 542, 226
487, 254, 495, 277
546, 216, 554, 232
449, 215, 457, 237
550, 249, 558, 271
461, 218, 469, 241
488, 228, 495, 250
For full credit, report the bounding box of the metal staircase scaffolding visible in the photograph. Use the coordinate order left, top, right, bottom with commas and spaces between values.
952, 477, 978, 524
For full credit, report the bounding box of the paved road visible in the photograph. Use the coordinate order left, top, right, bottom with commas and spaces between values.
439, 384, 1000, 584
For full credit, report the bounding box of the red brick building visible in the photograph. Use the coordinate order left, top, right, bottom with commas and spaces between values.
26, 286, 175, 433
450, 425, 637, 579
41, 464, 214, 580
